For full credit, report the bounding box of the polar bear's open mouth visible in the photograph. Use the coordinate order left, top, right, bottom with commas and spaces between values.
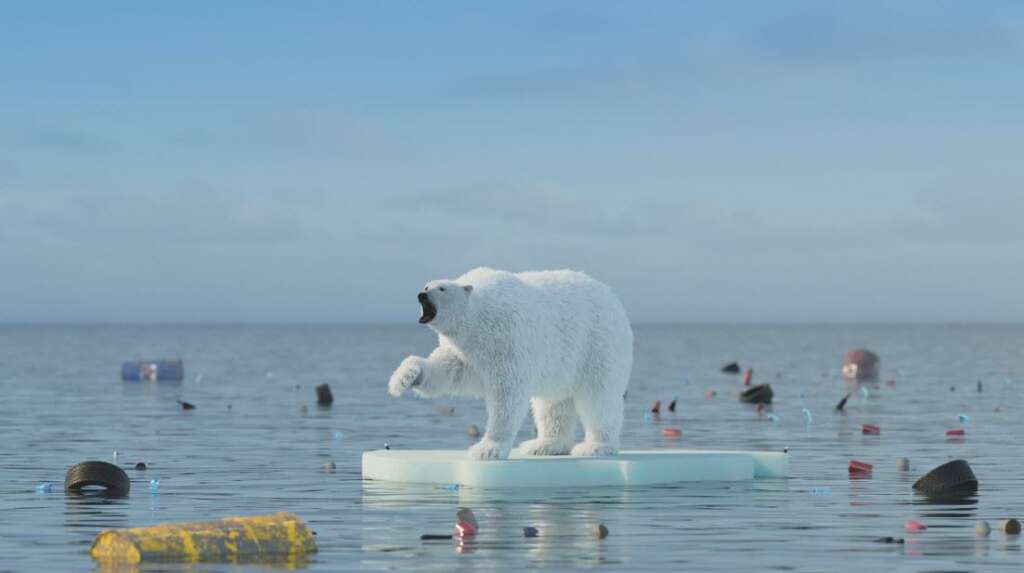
418, 293, 437, 324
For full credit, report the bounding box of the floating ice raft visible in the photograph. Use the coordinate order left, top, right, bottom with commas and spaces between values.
362, 448, 789, 488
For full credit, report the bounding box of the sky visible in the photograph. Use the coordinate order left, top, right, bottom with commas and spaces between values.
1, 1, 1022, 323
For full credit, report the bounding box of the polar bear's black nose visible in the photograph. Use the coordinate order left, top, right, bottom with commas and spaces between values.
418, 292, 429, 303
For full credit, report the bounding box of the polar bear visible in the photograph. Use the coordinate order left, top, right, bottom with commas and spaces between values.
388, 267, 633, 460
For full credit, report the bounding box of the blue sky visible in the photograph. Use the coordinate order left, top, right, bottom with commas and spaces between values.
1, 2, 1022, 323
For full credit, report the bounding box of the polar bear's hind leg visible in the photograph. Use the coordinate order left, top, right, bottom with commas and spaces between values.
517, 397, 577, 456
571, 385, 624, 457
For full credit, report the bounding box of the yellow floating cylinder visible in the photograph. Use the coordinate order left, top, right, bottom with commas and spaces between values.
90, 511, 317, 564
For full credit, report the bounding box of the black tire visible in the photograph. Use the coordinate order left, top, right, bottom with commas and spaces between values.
740, 384, 773, 404
64, 461, 130, 497
913, 459, 977, 497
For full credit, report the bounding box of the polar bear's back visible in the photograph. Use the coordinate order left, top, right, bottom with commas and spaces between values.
458, 267, 632, 393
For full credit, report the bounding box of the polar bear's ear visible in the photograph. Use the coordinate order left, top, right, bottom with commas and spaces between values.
463, 285, 473, 294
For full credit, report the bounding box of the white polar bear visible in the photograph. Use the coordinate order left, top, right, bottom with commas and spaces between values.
388, 267, 633, 460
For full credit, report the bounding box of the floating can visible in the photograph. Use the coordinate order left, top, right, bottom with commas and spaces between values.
862, 424, 881, 435
90, 512, 317, 564
849, 460, 873, 474
946, 428, 965, 437
650, 400, 661, 414
455, 522, 477, 537
662, 427, 682, 438
905, 519, 927, 532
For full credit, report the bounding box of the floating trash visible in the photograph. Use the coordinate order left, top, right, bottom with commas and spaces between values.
958, 414, 970, 423
438, 406, 455, 416
896, 457, 910, 471
149, 479, 160, 493
810, 487, 832, 496
743, 368, 753, 387
323, 461, 336, 473
842, 349, 880, 381
455, 522, 476, 537
848, 460, 873, 475
1001, 519, 1021, 535
875, 536, 904, 544
384, 442, 390, 450
456, 508, 478, 530
121, 359, 184, 382
467, 425, 481, 438
835, 393, 851, 412
739, 384, 773, 404
802, 408, 813, 425
643, 412, 653, 422
862, 424, 880, 435
523, 526, 539, 538
177, 400, 196, 410
976, 520, 991, 537
946, 428, 965, 437
194, 374, 203, 384
650, 400, 661, 414
65, 461, 130, 497
316, 383, 334, 406
112, 451, 120, 461
721, 362, 741, 374
913, 459, 977, 497
704, 388, 717, 399
668, 396, 678, 413
442, 484, 459, 491
35, 482, 53, 494
134, 462, 147, 471
860, 386, 870, 398
662, 427, 682, 438
333, 431, 344, 441
593, 523, 609, 539
905, 519, 927, 532
766, 414, 780, 423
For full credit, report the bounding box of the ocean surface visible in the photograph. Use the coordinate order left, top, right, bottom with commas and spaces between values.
0, 324, 1021, 572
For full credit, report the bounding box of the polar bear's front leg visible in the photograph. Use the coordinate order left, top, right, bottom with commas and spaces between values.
469, 383, 529, 460
388, 346, 470, 398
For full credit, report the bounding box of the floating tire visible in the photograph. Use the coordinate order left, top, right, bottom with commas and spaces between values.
740, 384, 773, 404
64, 461, 130, 497
913, 459, 977, 497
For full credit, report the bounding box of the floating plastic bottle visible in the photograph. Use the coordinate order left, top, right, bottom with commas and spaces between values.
958, 414, 970, 423
149, 479, 160, 493
112, 451, 120, 461
333, 431, 344, 441
36, 482, 53, 494
442, 484, 459, 491
810, 487, 832, 496
767, 414, 780, 423
860, 386, 870, 398
643, 412, 653, 422
802, 408, 813, 425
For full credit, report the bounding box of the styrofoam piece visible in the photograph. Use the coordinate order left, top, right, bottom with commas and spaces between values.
362, 449, 789, 488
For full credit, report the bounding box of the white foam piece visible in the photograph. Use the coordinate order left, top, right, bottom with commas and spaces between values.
362, 448, 789, 488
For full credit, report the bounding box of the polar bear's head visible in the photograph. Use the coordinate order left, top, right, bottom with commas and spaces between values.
418, 280, 474, 333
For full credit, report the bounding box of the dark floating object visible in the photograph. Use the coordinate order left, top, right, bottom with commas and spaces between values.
650, 400, 661, 414
134, 462, 147, 471
841, 349, 880, 381
668, 398, 677, 413
739, 384, 773, 404
420, 534, 453, 541
177, 400, 196, 410
913, 459, 978, 497
523, 526, 539, 538
875, 536, 904, 544
122, 359, 184, 382
721, 362, 741, 374
64, 461, 130, 497
593, 523, 609, 539
835, 392, 851, 412
977, 380, 983, 393
316, 383, 334, 406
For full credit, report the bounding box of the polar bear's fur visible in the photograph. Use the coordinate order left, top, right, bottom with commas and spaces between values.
388, 267, 633, 460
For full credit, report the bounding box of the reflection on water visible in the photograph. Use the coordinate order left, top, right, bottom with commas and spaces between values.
0, 324, 1022, 571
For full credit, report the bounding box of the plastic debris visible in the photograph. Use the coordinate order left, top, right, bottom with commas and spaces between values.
739, 384, 773, 404
149, 479, 160, 493
841, 349, 880, 381
112, 451, 120, 460
721, 362, 741, 374
455, 522, 477, 537
668, 396, 678, 413
905, 519, 927, 532
848, 460, 873, 475
384, 442, 391, 450
958, 414, 970, 423
643, 412, 653, 422
743, 368, 753, 387
976, 520, 991, 537
177, 400, 196, 410
316, 383, 334, 406
860, 386, 870, 398
456, 508, 478, 529
523, 526, 539, 538
875, 536, 904, 544
421, 534, 453, 541
913, 459, 977, 496
593, 523, 609, 539
438, 406, 455, 416
333, 431, 344, 441
134, 462, 147, 471
662, 427, 682, 438
442, 484, 459, 491
89, 512, 316, 564
467, 425, 481, 438
650, 400, 661, 414
862, 424, 880, 435
323, 461, 336, 472
704, 388, 717, 399
36, 482, 53, 494
946, 428, 965, 437
767, 414, 780, 423
977, 380, 983, 392
1001, 519, 1021, 535
896, 457, 910, 472
802, 408, 813, 424
810, 487, 832, 496
835, 393, 851, 412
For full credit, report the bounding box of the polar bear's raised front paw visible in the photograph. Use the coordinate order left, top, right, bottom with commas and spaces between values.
388, 356, 423, 397
570, 441, 618, 457
468, 438, 509, 460
517, 438, 573, 456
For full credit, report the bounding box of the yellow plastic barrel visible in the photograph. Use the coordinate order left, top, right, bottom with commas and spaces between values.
90, 511, 317, 564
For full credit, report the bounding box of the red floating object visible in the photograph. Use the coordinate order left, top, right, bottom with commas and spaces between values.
662, 427, 682, 438
455, 521, 477, 537
743, 369, 753, 386
862, 424, 881, 435
704, 389, 716, 399
946, 428, 965, 437
650, 400, 661, 414
905, 519, 927, 532
849, 460, 873, 474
